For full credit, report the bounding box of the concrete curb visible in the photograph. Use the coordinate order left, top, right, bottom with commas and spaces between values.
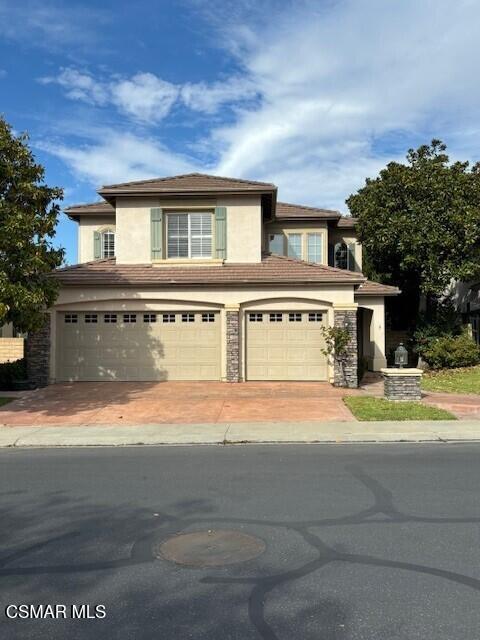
0, 420, 479, 448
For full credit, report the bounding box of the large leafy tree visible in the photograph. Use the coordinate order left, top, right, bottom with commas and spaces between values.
0, 116, 64, 332
347, 140, 480, 321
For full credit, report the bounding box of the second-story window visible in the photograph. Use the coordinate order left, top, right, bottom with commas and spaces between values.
102, 230, 115, 258
167, 213, 212, 259
307, 233, 322, 263
287, 234, 302, 259
334, 242, 355, 270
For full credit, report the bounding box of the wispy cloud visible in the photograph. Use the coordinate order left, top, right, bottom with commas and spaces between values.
0, 0, 109, 51
40, 67, 259, 123
37, 128, 197, 187
38, 0, 480, 211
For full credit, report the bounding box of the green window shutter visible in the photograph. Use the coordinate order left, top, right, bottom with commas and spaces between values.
214, 206, 227, 259
347, 243, 356, 271
94, 231, 101, 259
151, 208, 163, 260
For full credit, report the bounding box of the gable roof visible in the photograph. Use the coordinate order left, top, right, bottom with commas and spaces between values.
336, 216, 357, 228
54, 254, 365, 287
275, 201, 340, 220
98, 173, 277, 197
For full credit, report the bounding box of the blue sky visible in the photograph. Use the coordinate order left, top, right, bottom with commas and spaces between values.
1, 0, 479, 264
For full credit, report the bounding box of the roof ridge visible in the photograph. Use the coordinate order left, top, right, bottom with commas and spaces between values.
277, 201, 340, 214
100, 172, 276, 189
64, 200, 110, 211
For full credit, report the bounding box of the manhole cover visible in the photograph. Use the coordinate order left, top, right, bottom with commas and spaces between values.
155, 529, 266, 567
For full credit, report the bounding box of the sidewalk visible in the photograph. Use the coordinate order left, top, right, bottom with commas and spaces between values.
0, 420, 479, 447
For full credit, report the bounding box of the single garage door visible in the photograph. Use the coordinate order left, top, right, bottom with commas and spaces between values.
57, 311, 221, 381
246, 310, 328, 381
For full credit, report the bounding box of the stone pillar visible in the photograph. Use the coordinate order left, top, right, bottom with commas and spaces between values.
26, 314, 51, 388
225, 307, 240, 382
381, 368, 423, 401
333, 307, 358, 388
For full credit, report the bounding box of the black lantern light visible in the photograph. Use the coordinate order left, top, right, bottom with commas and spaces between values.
394, 343, 408, 368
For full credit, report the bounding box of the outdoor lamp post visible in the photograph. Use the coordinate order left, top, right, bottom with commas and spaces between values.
394, 343, 408, 368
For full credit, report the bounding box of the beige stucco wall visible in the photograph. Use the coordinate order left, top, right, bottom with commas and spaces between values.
264, 221, 328, 264
113, 195, 262, 265
50, 284, 356, 382
355, 295, 386, 370
78, 216, 116, 263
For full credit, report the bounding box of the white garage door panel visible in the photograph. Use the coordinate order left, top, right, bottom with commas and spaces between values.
246, 311, 328, 381
57, 312, 221, 381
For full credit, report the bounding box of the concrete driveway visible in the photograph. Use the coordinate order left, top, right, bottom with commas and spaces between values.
0, 381, 360, 426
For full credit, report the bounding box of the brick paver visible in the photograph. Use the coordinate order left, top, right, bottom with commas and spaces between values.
0, 381, 361, 426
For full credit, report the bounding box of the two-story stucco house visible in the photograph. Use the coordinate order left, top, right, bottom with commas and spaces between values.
30, 173, 399, 388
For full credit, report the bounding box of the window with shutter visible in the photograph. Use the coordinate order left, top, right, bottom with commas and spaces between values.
167, 212, 213, 259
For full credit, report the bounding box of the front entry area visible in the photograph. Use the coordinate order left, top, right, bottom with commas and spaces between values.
246, 310, 328, 381
56, 311, 221, 381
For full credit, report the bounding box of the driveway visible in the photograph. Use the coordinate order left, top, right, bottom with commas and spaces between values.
0, 381, 360, 426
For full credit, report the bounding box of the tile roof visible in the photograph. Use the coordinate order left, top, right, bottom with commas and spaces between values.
64, 201, 115, 216
336, 216, 357, 228
276, 202, 340, 220
54, 254, 365, 287
355, 280, 400, 296
98, 173, 276, 195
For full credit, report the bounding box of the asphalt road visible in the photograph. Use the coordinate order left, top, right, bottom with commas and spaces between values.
1, 443, 480, 639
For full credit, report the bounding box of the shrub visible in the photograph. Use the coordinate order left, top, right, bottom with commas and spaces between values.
422, 331, 480, 369
0, 358, 27, 390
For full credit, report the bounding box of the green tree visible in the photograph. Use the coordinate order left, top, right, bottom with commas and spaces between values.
347, 140, 480, 320
0, 116, 64, 332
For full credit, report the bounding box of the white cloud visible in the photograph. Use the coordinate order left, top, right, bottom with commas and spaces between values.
111, 73, 179, 122
39, 0, 480, 212
37, 129, 196, 186
40, 69, 109, 105
181, 76, 258, 114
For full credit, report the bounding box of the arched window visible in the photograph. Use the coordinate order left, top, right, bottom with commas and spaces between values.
102, 230, 115, 258
334, 242, 348, 270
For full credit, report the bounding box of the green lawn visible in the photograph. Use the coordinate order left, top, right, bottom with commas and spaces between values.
343, 396, 456, 421
422, 366, 480, 395
0, 397, 14, 408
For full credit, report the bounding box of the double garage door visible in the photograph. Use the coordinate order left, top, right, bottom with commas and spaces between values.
57, 311, 221, 382
57, 309, 328, 382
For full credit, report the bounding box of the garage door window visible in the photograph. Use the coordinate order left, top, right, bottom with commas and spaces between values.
249, 313, 263, 322
182, 313, 195, 323
202, 313, 215, 322
163, 314, 175, 323
123, 314, 136, 323
269, 313, 283, 322
85, 314, 98, 323
308, 313, 323, 322
64, 314, 78, 324
143, 314, 157, 323
167, 213, 212, 259
289, 313, 302, 322
104, 314, 117, 323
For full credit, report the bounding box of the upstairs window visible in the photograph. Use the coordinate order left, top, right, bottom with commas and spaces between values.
334, 242, 356, 271
102, 230, 115, 258
307, 234, 322, 263
269, 233, 285, 256
287, 234, 302, 259
167, 213, 212, 259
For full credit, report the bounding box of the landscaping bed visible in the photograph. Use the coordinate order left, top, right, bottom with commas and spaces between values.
0, 398, 14, 408
344, 396, 456, 421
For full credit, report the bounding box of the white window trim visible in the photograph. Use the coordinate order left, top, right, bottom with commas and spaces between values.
166, 212, 213, 260
101, 229, 115, 259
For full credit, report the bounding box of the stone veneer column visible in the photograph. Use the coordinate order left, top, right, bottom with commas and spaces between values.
381, 368, 423, 401
333, 306, 358, 388
26, 313, 51, 388
225, 306, 240, 382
